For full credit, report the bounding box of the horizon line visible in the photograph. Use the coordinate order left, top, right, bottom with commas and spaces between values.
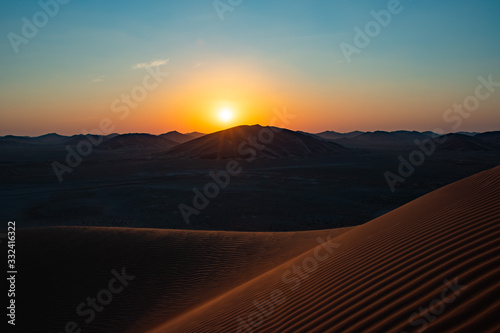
1, 125, 498, 138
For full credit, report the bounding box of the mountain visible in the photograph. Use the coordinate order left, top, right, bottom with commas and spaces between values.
65, 134, 107, 146
334, 130, 433, 149
0, 135, 36, 148
318, 130, 499, 151
437, 133, 496, 151
159, 131, 202, 144
33, 133, 70, 145
475, 131, 500, 148
1, 130, 497, 152
456, 131, 479, 136
185, 131, 206, 139
0, 134, 70, 147
159, 125, 347, 159
315, 130, 364, 140
98, 133, 179, 150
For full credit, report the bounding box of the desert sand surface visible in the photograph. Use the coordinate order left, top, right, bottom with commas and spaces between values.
16, 165, 500, 332
18, 226, 352, 332
151, 166, 500, 333
3, 127, 500, 231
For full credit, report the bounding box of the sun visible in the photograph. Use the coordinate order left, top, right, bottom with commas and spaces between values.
218, 108, 234, 123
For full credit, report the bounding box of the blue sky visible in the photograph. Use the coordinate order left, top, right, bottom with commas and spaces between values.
1, 0, 499, 135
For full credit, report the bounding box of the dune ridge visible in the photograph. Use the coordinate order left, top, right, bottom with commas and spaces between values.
150, 166, 500, 332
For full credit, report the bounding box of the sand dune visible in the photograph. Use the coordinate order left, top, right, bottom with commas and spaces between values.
17, 166, 500, 332
150, 166, 500, 332
17, 227, 352, 332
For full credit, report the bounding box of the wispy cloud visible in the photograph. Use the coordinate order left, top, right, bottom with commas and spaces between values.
132, 59, 169, 70
92, 75, 105, 83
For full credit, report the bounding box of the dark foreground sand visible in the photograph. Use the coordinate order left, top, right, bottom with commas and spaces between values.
17, 166, 500, 332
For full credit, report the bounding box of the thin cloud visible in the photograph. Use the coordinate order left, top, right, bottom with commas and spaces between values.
92, 75, 105, 83
132, 59, 169, 70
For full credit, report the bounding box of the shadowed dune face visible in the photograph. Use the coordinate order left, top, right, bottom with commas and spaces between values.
17, 227, 351, 332
150, 166, 500, 333
15, 166, 500, 332
159, 125, 347, 159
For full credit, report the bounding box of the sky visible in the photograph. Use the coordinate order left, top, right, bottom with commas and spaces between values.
0, 0, 499, 136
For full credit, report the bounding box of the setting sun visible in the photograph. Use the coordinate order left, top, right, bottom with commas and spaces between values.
218, 108, 234, 123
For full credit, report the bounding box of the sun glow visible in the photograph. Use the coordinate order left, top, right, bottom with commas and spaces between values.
218, 108, 234, 123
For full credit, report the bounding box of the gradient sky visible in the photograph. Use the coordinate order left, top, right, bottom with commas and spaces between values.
1, 0, 499, 136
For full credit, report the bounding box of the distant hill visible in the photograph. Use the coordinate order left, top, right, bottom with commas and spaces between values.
0, 134, 71, 148
1, 129, 498, 152
185, 132, 206, 139
437, 133, 496, 151
475, 131, 500, 148
98, 133, 179, 150
456, 131, 479, 136
332, 130, 434, 149
65, 134, 105, 146
159, 131, 204, 144
327, 130, 500, 151
315, 130, 364, 140
34, 133, 69, 145
159, 125, 347, 159
0, 135, 37, 148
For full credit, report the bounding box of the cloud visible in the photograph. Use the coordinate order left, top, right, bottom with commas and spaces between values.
132, 59, 169, 70
92, 75, 105, 83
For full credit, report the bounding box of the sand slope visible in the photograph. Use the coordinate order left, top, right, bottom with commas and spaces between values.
17, 166, 500, 332
150, 166, 500, 332
17, 227, 351, 332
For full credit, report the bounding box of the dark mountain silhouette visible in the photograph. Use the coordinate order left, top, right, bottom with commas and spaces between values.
65, 134, 105, 146
0, 135, 36, 148
159, 131, 204, 144
332, 130, 434, 149
33, 133, 69, 145
475, 131, 500, 148
0, 134, 71, 147
185, 132, 206, 139
159, 125, 347, 159
98, 133, 179, 150
456, 131, 479, 136
315, 130, 364, 140
437, 133, 496, 151
1, 130, 497, 152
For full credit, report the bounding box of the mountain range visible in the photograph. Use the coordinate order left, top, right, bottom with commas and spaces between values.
1, 127, 499, 156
